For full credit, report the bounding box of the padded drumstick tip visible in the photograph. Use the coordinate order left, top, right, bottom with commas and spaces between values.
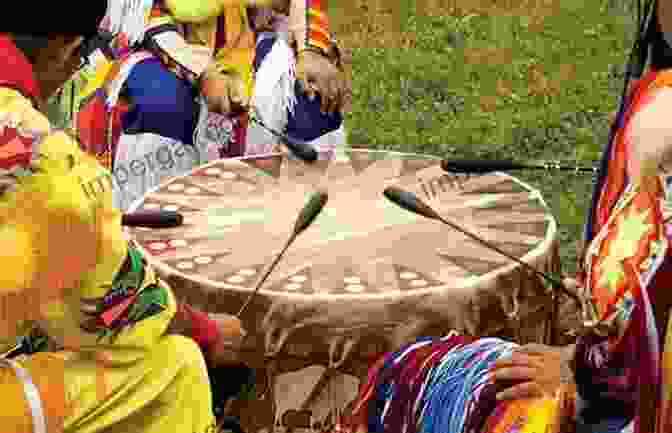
283, 135, 318, 162
292, 190, 329, 236
383, 186, 440, 220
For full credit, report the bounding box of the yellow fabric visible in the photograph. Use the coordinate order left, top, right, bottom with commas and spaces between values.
164, 0, 226, 23
212, 4, 255, 98
79, 57, 114, 102
0, 87, 215, 433
164, 0, 271, 23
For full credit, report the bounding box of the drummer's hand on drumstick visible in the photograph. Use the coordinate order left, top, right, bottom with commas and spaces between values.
489, 343, 576, 401
206, 313, 248, 366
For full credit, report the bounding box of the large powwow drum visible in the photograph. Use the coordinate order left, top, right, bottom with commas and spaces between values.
127, 149, 565, 432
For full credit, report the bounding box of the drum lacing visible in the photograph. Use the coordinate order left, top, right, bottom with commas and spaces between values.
324, 337, 357, 432
0, 357, 47, 433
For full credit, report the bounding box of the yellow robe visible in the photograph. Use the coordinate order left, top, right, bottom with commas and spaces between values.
0, 87, 214, 433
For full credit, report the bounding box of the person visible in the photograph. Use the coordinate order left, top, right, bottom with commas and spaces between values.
0, 2, 246, 432
343, 0, 672, 432
73, 0, 348, 210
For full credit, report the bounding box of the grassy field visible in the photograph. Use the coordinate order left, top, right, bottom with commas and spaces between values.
47, 0, 638, 274
329, 0, 637, 273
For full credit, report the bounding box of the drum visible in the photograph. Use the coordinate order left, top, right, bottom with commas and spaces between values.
127, 149, 565, 433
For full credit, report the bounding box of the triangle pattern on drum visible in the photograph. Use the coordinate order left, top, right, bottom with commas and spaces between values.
436, 252, 501, 275
484, 220, 548, 237
267, 267, 314, 293
348, 149, 389, 174
213, 264, 267, 287
138, 199, 201, 213
497, 241, 535, 257
400, 158, 439, 177
459, 176, 520, 195
333, 269, 372, 294
155, 178, 219, 196
162, 252, 234, 275
392, 264, 441, 290
242, 154, 284, 178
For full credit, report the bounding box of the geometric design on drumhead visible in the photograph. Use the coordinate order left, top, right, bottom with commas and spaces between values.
400, 158, 439, 177
459, 176, 520, 195
156, 179, 218, 196
136, 239, 180, 255
484, 220, 548, 237
331, 269, 372, 294
212, 264, 266, 286
266, 267, 314, 293
496, 241, 536, 257
139, 199, 201, 213
162, 251, 233, 274
473, 200, 544, 217
436, 252, 502, 275
392, 264, 442, 290
241, 154, 284, 179
348, 149, 389, 174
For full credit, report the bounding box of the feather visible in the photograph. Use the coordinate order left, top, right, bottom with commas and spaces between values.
103, 0, 154, 46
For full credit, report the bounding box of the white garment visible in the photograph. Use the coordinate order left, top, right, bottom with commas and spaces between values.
112, 133, 209, 210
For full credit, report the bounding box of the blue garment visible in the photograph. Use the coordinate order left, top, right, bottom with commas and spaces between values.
254, 34, 342, 142
121, 59, 199, 145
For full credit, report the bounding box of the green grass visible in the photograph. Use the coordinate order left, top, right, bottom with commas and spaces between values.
332, 0, 638, 273
47, 0, 638, 273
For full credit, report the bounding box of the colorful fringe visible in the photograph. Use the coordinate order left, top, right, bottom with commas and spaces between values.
345, 334, 566, 433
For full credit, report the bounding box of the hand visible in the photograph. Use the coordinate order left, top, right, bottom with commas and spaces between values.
199, 69, 249, 115
206, 313, 247, 366
489, 343, 575, 401
296, 49, 347, 114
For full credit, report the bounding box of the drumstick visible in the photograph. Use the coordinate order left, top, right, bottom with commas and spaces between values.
247, 111, 318, 162
236, 190, 329, 317
121, 210, 183, 228
441, 159, 598, 174
382, 186, 580, 303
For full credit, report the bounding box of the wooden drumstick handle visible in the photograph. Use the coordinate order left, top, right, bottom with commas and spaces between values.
237, 191, 329, 318
383, 186, 580, 303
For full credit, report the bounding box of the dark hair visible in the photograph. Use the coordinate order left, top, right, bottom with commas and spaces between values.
10, 34, 53, 63
648, 8, 672, 70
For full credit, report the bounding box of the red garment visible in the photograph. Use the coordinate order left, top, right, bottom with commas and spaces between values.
0, 34, 40, 102
0, 34, 41, 172
175, 302, 219, 353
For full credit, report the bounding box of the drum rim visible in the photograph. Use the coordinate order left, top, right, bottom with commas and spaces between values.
127, 150, 558, 301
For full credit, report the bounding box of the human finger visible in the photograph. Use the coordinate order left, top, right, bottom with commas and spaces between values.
493, 351, 543, 368
490, 364, 539, 382
496, 381, 544, 401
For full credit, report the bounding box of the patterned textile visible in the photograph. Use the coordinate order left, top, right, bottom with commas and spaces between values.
345, 335, 565, 433
576, 67, 672, 433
